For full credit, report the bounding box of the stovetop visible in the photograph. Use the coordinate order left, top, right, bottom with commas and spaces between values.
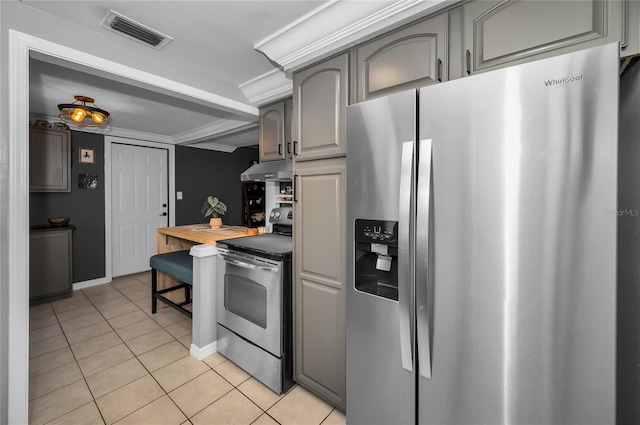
216, 233, 292, 261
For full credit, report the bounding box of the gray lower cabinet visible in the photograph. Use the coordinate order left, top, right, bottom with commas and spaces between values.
355, 12, 448, 102
293, 158, 346, 410
29, 127, 71, 192
292, 52, 349, 161
462, 0, 628, 74
30, 228, 73, 302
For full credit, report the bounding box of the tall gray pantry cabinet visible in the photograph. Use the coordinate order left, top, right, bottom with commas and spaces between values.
292, 51, 349, 410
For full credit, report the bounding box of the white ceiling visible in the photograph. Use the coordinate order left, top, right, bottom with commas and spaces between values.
21, 0, 450, 151
24, 0, 326, 151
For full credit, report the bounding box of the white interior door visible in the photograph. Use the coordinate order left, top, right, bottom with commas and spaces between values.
112, 143, 169, 277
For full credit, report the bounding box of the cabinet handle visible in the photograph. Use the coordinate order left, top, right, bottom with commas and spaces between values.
437, 59, 442, 82
466, 50, 471, 75
287, 142, 291, 154
293, 141, 299, 156
278, 144, 282, 156
293, 175, 298, 202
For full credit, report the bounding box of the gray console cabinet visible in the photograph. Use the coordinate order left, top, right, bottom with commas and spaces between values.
29, 127, 71, 192
30, 228, 73, 302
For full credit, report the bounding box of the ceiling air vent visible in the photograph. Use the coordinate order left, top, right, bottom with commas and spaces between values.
100, 10, 173, 50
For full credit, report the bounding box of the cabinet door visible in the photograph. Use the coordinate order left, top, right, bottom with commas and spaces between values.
292, 53, 349, 161
30, 230, 73, 300
293, 158, 346, 409
29, 127, 71, 192
259, 101, 286, 162
355, 13, 447, 102
284, 98, 293, 160
463, 0, 626, 74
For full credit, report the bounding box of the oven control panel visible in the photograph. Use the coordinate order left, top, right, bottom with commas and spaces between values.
270, 207, 293, 225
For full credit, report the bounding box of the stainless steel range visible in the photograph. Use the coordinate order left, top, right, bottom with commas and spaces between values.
215, 207, 294, 394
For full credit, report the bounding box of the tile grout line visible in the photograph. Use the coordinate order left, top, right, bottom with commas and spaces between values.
31, 273, 336, 425
82, 275, 229, 424
30, 276, 152, 424
104, 275, 248, 424
31, 294, 104, 425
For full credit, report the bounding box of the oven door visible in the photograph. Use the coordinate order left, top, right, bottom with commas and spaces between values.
216, 250, 283, 357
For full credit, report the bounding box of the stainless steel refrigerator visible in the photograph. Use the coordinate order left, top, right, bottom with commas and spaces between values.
346, 42, 618, 425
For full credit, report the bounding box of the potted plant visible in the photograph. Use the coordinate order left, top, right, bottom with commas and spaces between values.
201, 196, 227, 229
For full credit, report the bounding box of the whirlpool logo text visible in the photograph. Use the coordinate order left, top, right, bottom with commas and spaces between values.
544, 73, 583, 87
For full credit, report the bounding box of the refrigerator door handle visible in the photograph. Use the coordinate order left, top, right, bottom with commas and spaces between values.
398, 140, 415, 372
417, 138, 433, 379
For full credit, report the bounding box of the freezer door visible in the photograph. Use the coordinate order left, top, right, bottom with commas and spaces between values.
346, 89, 417, 425
416, 43, 618, 424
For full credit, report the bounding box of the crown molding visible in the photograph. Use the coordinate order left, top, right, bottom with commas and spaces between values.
29, 112, 259, 152
171, 117, 257, 145
255, 0, 451, 72
180, 142, 237, 153
239, 69, 293, 106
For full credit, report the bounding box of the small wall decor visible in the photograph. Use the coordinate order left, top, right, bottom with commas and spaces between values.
79, 148, 96, 164
78, 174, 98, 189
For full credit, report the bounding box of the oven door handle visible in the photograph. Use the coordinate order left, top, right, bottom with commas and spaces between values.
219, 253, 279, 272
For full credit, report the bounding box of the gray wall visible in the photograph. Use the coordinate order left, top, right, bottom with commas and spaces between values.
175, 145, 257, 226
618, 58, 640, 424
30, 131, 106, 282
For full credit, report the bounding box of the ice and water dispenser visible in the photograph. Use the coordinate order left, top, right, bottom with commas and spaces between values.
354, 219, 399, 301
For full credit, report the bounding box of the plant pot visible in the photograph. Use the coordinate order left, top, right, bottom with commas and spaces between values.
209, 217, 222, 229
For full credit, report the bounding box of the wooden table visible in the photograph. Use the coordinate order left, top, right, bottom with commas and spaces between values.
155, 224, 249, 305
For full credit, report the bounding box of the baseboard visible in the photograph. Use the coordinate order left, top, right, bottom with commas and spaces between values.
72, 276, 110, 290
190, 341, 217, 360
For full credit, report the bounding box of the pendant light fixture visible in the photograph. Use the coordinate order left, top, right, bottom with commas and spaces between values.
58, 95, 111, 128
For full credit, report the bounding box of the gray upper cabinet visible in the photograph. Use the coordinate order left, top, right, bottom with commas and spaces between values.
29, 127, 71, 192
355, 12, 448, 102
292, 52, 349, 161
463, 0, 627, 74
259, 100, 287, 162
284, 98, 293, 160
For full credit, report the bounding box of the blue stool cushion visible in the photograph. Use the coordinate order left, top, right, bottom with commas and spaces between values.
150, 250, 193, 285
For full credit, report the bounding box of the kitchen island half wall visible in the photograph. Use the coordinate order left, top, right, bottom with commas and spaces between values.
155, 224, 249, 359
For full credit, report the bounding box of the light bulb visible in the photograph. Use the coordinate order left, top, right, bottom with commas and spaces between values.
92, 112, 104, 124
71, 108, 86, 123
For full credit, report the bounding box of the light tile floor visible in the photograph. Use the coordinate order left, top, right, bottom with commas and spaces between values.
29, 272, 346, 425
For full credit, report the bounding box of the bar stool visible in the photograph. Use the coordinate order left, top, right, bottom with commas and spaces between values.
150, 250, 193, 318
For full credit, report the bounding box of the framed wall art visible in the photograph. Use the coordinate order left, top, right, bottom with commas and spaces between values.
79, 147, 95, 164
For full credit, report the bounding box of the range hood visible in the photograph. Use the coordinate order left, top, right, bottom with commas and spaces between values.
241, 160, 292, 182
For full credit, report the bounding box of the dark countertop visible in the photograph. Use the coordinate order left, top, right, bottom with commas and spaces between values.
30, 224, 76, 232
